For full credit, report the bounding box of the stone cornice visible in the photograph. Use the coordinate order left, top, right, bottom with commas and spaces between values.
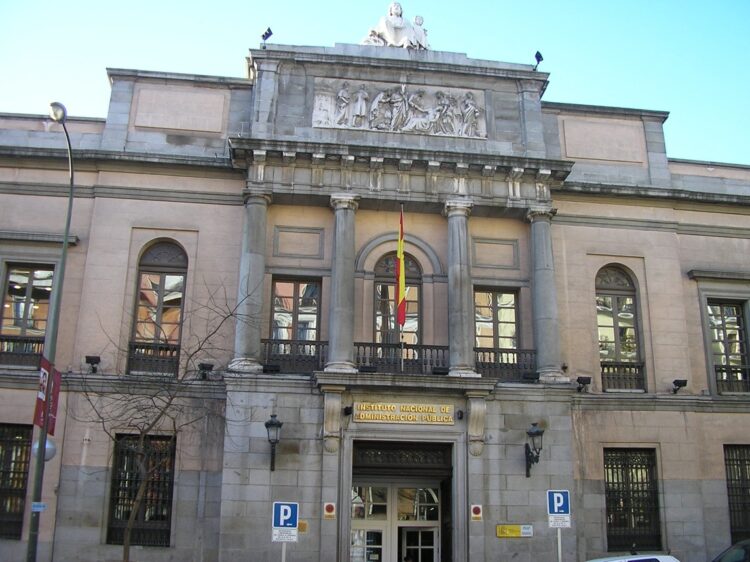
106, 67, 252, 88
542, 101, 670, 122
572, 392, 750, 414
314, 371, 497, 394
0, 230, 79, 246
228, 137, 573, 182
250, 45, 546, 85
553, 214, 750, 239
557, 181, 750, 207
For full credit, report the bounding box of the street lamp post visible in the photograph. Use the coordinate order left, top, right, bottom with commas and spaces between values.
26, 102, 75, 562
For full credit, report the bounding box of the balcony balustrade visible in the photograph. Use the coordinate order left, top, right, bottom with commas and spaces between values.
127, 342, 180, 376
601, 361, 645, 391
715, 365, 750, 393
0, 335, 44, 368
261, 339, 536, 379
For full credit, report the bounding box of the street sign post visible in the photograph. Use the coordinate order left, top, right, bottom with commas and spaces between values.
547, 490, 571, 562
272, 502, 299, 562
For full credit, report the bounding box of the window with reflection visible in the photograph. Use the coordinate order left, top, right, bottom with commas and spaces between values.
397, 487, 439, 521
129, 242, 187, 375
351, 486, 388, 520
374, 253, 421, 346
272, 279, 320, 343
2, 265, 54, 337
708, 300, 748, 393
596, 267, 639, 363
596, 266, 643, 390
474, 290, 517, 350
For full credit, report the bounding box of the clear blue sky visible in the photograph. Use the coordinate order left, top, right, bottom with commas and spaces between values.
1, 0, 748, 165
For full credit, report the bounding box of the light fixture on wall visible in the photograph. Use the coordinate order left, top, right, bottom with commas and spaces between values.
525, 422, 545, 477
198, 362, 214, 380
265, 414, 283, 471
672, 379, 688, 394
576, 376, 592, 393
261, 27, 273, 49
85, 355, 101, 373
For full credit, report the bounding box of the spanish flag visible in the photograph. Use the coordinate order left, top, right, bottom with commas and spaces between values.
396, 206, 406, 326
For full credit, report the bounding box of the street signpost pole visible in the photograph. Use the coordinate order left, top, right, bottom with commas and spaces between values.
557, 527, 562, 562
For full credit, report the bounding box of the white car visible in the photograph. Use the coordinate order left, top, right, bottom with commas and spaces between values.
587, 554, 680, 562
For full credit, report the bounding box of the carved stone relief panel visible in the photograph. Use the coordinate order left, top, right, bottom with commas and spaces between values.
313, 78, 487, 139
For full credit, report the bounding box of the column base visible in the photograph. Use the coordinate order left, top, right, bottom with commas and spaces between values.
448, 368, 481, 378
227, 357, 263, 373
324, 361, 358, 374
538, 368, 569, 384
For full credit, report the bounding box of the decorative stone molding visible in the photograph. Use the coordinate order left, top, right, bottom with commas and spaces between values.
322, 385, 346, 453
466, 391, 488, 456
443, 197, 473, 218
526, 206, 557, 222
330, 193, 360, 212
313, 78, 487, 139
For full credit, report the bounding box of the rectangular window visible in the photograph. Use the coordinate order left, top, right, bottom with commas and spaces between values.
1, 265, 53, 367
474, 290, 517, 350
0, 424, 33, 540
272, 279, 320, 343
604, 448, 661, 551
724, 445, 750, 542
107, 435, 175, 547
708, 300, 749, 393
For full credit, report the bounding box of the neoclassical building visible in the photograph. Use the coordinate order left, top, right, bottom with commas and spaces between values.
1, 7, 749, 562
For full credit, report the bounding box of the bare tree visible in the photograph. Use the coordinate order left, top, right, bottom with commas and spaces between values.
68, 280, 258, 562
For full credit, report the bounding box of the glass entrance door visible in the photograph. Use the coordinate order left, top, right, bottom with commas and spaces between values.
350, 484, 440, 562
401, 527, 438, 562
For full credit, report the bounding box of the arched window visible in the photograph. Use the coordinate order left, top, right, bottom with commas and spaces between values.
595, 266, 643, 390
374, 253, 421, 346
128, 241, 187, 375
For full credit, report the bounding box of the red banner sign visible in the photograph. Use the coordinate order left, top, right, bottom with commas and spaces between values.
33, 357, 61, 436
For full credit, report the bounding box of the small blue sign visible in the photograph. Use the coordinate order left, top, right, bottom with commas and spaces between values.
273, 502, 299, 529
547, 490, 570, 516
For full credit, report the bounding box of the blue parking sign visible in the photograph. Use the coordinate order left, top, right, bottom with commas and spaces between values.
273, 502, 299, 529
547, 490, 570, 516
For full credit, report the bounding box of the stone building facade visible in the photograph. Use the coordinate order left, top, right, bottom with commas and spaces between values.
1, 20, 749, 562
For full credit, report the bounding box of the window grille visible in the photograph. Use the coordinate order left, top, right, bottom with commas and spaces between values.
724, 445, 750, 542
107, 434, 175, 547
604, 448, 661, 551
0, 424, 32, 539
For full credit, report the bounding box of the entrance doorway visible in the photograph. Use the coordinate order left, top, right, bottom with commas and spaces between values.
350, 441, 453, 562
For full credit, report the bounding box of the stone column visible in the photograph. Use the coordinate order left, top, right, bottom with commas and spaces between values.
444, 198, 479, 377
325, 194, 359, 372
228, 190, 270, 372
527, 207, 567, 382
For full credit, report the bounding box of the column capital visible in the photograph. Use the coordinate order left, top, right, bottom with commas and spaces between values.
330, 193, 360, 212
526, 206, 557, 222
443, 197, 473, 218
241, 188, 272, 205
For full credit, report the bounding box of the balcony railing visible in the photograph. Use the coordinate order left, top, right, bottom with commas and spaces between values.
601, 361, 645, 390
715, 365, 750, 393
354, 342, 449, 375
261, 339, 328, 373
0, 334, 44, 368
260, 339, 536, 378
127, 342, 180, 376
474, 347, 537, 381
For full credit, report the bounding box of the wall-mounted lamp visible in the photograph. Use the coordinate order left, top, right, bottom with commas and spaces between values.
525, 422, 545, 477
343, 406, 353, 416
198, 362, 214, 379
85, 355, 101, 373
265, 414, 283, 471
672, 379, 687, 394
577, 376, 592, 393
261, 27, 273, 49
456, 410, 464, 420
